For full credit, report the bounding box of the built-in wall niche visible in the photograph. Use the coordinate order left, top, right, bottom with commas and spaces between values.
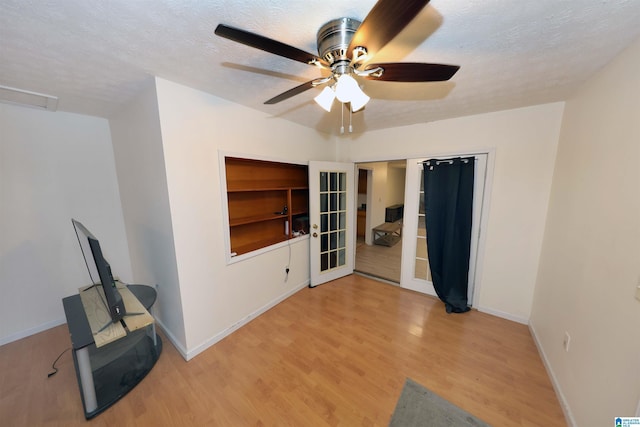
224, 157, 309, 257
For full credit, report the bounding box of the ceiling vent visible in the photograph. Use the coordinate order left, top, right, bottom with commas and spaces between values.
0, 85, 58, 111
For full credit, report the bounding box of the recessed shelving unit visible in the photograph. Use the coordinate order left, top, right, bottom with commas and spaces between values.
225, 157, 309, 257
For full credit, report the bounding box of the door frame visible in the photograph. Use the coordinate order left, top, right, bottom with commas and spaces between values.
356, 166, 375, 246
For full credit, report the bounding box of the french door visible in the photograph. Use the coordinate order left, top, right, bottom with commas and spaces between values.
307, 155, 488, 299
309, 161, 355, 287
400, 153, 488, 305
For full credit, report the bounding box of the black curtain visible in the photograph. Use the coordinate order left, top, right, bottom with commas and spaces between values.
423, 157, 474, 313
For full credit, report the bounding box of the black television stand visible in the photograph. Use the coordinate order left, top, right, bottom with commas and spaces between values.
62, 284, 162, 419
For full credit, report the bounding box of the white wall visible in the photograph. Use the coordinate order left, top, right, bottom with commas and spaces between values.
530, 37, 640, 426
385, 164, 406, 207
0, 104, 131, 345
154, 78, 335, 358
358, 162, 389, 244
109, 80, 187, 350
340, 102, 564, 322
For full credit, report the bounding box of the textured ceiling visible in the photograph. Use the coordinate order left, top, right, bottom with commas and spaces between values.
1, 0, 639, 136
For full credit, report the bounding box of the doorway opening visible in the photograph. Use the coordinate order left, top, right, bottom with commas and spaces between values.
354, 160, 406, 283
351, 152, 491, 309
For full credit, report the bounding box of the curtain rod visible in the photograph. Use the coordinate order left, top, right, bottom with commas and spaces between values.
418, 157, 477, 165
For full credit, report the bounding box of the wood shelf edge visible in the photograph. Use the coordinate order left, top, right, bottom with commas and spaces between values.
231, 236, 288, 256
227, 186, 309, 192
229, 214, 287, 227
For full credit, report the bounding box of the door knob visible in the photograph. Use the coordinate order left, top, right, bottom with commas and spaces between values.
312, 224, 318, 229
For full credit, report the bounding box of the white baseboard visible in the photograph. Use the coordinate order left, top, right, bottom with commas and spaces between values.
475, 305, 529, 325
0, 318, 67, 347
183, 279, 309, 361
153, 317, 189, 360
529, 320, 576, 427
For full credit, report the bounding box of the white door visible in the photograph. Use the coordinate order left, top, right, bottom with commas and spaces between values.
400, 153, 489, 306
309, 161, 355, 287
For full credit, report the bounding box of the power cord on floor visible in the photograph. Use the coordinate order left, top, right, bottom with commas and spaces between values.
284, 233, 292, 282
47, 347, 71, 378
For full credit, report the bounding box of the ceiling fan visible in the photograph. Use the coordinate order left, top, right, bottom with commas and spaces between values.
214, 0, 459, 118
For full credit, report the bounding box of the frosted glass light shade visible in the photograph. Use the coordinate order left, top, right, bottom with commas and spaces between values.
315, 74, 370, 114
314, 86, 335, 112
334, 74, 370, 111
350, 91, 370, 112
334, 74, 360, 103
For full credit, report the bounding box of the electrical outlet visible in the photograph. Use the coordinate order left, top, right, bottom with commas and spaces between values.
563, 332, 571, 352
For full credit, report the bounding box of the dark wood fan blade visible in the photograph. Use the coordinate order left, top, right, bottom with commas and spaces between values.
348, 0, 430, 59
264, 81, 316, 104
363, 63, 460, 82
215, 24, 325, 66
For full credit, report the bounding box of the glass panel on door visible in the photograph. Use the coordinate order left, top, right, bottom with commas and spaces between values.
319, 171, 348, 273
414, 169, 433, 282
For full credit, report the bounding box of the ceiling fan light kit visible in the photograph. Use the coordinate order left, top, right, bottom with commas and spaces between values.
312, 71, 371, 113
314, 86, 336, 112
214, 0, 460, 133
347, 88, 370, 112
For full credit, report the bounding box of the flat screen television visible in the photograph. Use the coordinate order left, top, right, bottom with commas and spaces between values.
72, 219, 125, 324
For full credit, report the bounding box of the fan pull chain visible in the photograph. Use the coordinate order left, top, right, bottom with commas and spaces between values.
340, 103, 345, 134
349, 106, 353, 133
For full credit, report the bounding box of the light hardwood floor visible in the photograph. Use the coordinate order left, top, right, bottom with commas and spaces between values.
355, 237, 402, 283
0, 275, 566, 426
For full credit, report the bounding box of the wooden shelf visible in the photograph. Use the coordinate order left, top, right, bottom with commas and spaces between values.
231, 236, 289, 256
226, 157, 308, 191
227, 185, 309, 192
229, 213, 287, 227
225, 157, 309, 256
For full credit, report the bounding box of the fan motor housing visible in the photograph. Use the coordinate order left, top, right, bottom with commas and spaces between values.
317, 18, 361, 65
